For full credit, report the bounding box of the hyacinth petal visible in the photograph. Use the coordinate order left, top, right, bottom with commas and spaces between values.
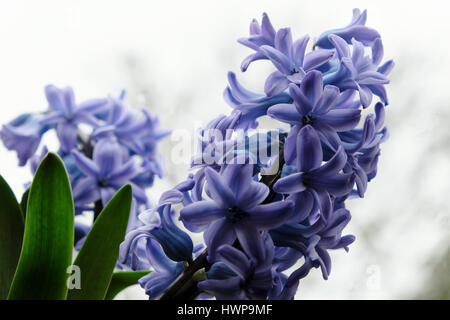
358, 85, 373, 108
292, 35, 309, 67
273, 172, 305, 194
139, 270, 175, 299
71, 149, 100, 178
351, 39, 365, 65
284, 258, 313, 287
311, 146, 347, 177
235, 224, 265, 263
311, 189, 332, 220
249, 18, 260, 35
56, 122, 78, 152
283, 124, 301, 166
274, 28, 293, 57
358, 71, 389, 85
216, 245, 250, 280
198, 277, 244, 300
63, 86, 76, 114
180, 200, 226, 232
39, 111, 65, 125
240, 52, 266, 72
374, 102, 386, 131
0, 127, 41, 166
222, 163, 253, 196
309, 173, 354, 197
246, 200, 294, 229
159, 189, 184, 206
100, 186, 117, 206
341, 25, 380, 46
204, 167, 236, 208
297, 125, 323, 172
75, 113, 103, 128
227, 72, 261, 101
264, 71, 289, 97
108, 158, 139, 184
300, 71, 323, 107
72, 177, 101, 204
334, 234, 356, 250
378, 60, 395, 75
372, 37, 384, 66
317, 108, 361, 131
236, 182, 269, 211
368, 84, 388, 105
289, 84, 313, 115
328, 34, 350, 59
350, 8, 366, 24
128, 182, 148, 204
313, 85, 340, 115
286, 71, 305, 84
204, 218, 236, 261
77, 98, 109, 113
354, 165, 368, 197
315, 122, 343, 150
261, 12, 276, 42
93, 139, 123, 178
44, 84, 65, 112
144, 238, 181, 275
316, 247, 332, 280
267, 103, 300, 125
286, 191, 315, 224
303, 49, 335, 71
259, 45, 291, 75
334, 89, 359, 109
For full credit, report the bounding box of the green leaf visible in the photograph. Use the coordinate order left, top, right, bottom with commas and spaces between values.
67, 184, 132, 300
105, 271, 150, 300
19, 188, 29, 220
0, 175, 24, 299
8, 153, 74, 300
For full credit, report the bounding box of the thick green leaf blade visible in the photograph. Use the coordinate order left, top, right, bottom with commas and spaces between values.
19, 188, 29, 220
0, 175, 24, 299
8, 153, 74, 300
105, 271, 150, 300
67, 184, 132, 300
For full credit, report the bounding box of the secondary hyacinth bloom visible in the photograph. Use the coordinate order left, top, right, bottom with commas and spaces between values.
0, 113, 50, 166
40, 85, 108, 151
1, 84, 169, 249
118, 9, 393, 300
93, 92, 171, 162
71, 138, 146, 206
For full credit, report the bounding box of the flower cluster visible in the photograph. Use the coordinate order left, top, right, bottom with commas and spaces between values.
120, 8, 393, 300
1, 86, 170, 246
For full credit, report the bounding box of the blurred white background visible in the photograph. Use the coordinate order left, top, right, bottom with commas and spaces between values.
0, 0, 449, 299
